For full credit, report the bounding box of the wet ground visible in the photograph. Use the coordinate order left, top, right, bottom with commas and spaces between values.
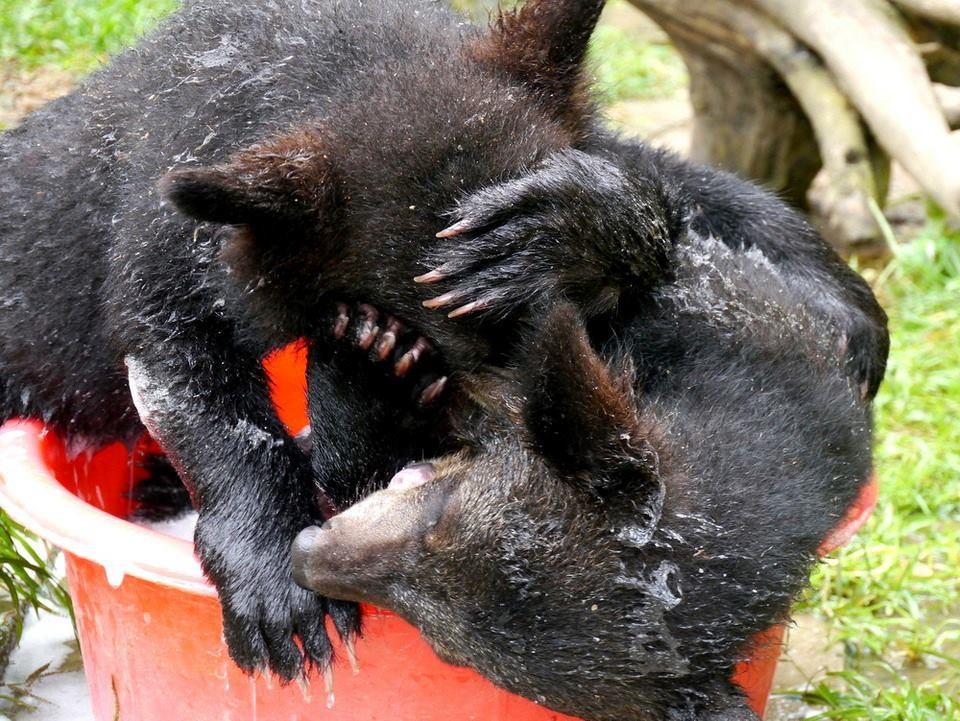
0, 610, 91, 721
766, 615, 845, 720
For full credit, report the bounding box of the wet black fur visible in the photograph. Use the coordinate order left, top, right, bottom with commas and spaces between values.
292, 224, 879, 721
129, 453, 194, 522
1, 0, 887, 712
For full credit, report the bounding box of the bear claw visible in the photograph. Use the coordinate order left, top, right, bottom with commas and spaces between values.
333, 303, 350, 339
328, 302, 447, 404
395, 337, 432, 377
419, 376, 447, 406
356, 304, 380, 350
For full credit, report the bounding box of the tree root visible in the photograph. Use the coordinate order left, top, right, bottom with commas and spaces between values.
630, 0, 823, 207
728, 7, 887, 248
935, 83, 960, 127
627, 0, 960, 251
753, 0, 960, 216
890, 0, 960, 26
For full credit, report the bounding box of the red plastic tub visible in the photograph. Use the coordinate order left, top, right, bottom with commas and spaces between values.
0, 344, 877, 720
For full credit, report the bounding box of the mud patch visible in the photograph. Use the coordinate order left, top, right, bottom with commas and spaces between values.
766, 613, 844, 720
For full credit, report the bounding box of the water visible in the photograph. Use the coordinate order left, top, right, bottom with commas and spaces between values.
131, 510, 199, 542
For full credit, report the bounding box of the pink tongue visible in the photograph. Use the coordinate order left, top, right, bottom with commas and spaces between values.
388, 463, 436, 490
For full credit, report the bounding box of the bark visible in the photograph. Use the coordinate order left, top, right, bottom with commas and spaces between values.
935, 82, 960, 127
631, 0, 821, 207
890, 0, 960, 25
626, 0, 960, 253
753, 0, 960, 216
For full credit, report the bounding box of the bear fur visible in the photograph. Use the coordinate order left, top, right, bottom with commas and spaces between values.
1, 0, 887, 697
292, 219, 879, 721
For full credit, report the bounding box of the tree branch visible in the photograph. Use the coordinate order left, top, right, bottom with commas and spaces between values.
751, 0, 960, 216
629, 0, 885, 245
934, 82, 960, 127
890, 0, 960, 26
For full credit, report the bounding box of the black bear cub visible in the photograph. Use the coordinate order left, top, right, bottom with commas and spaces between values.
292, 169, 880, 721
1, 0, 887, 716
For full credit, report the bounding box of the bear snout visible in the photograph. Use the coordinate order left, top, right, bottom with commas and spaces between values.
291, 525, 328, 591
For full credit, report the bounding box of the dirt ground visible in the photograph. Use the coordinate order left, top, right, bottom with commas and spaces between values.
0, 66, 75, 129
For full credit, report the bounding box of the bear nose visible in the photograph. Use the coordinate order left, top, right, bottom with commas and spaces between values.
388, 462, 436, 490
291, 525, 326, 589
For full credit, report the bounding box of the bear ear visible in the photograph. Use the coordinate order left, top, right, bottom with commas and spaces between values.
470, 0, 606, 135
161, 127, 342, 228
522, 302, 659, 495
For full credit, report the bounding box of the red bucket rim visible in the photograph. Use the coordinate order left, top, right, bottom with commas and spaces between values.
0, 418, 878, 592
818, 473, 879, 556
0, 419, 215, 596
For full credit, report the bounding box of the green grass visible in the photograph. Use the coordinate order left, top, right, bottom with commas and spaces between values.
798, 668, 960, 721
0, 0, 177, 73
793, 216, 960, 718
0, 510, 72, 664
589, 24, 688, 103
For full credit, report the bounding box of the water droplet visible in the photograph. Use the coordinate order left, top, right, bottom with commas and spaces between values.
104, 564, 125, 589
